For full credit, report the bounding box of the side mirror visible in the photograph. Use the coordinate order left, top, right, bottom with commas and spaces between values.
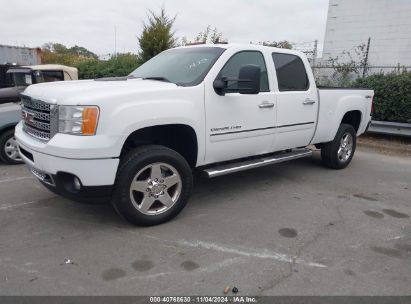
237, 65, 261, 95
213, 64, 261, 96
213, 78, 227, 96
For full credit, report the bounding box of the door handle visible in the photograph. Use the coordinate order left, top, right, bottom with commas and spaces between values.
259, 102, 275, 109
303, 98, 316, 105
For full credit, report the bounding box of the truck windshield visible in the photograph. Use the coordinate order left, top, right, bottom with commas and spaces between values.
129, 47, 225, 86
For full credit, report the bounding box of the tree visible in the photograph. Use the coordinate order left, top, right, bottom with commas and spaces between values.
195, 25, 224, 44
324, 43, 367, 87
69, 45, 98, 59
138, 8, 176, 63
257, 41, 293, 49
180, 25, 225, 45
75, 53, 140, 79
41, 42, 98, 65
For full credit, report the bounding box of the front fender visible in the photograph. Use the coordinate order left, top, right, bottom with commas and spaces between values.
101, 92, 205, 164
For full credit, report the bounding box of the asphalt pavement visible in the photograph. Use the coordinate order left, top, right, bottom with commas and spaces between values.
0, 148, 410, 295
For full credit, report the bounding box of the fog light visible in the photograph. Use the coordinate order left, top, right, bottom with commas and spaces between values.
73, 177, 81, 191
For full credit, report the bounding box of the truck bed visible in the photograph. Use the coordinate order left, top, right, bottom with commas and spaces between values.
311, 88, 373, 144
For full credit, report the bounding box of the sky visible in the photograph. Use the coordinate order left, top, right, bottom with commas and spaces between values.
1, 0, 330, 57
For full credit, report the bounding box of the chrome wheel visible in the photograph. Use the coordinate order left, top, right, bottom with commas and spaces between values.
337, 133, 353, 162
129, 162, 182, 215
4, 136, 21, 162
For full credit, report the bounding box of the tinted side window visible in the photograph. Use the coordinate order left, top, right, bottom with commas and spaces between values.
34, 70, 64, 83
272, 53, 309, 91
219, 51, 269, 93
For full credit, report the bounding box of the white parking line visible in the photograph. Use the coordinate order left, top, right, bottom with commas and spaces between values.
143, 235, 327, 268
176, 239, 327, 268
0, 176, 34, 183
0, 201, 38, 210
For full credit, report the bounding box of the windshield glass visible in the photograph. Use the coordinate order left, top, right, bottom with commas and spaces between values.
129, 47, 225, 86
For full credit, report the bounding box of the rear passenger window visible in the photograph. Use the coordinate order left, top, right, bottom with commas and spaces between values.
219, 51, 269, 93
272, 53, 309, 91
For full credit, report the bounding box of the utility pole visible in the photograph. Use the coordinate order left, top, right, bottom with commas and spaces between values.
362, 37, 371, 77
114, 26, 117, 58
312, 40, 318, 66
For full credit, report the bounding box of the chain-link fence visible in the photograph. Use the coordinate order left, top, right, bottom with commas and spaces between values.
312, 64, 410, 87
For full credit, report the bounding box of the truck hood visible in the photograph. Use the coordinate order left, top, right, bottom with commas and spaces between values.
22, 78, 179, 105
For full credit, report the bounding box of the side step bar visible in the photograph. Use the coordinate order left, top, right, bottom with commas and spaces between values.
203, 148, 312, 178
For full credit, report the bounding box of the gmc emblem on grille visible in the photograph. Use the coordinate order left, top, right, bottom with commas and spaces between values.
22, 110, 35, 124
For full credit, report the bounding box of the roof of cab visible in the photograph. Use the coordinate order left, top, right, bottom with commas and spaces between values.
172, 43, 306, 57
21, 64, 78, 74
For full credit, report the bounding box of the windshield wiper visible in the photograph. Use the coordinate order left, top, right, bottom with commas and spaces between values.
143, 76, 172, 83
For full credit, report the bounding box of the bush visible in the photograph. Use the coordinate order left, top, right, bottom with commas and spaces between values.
74, 54, 141, 79
352, 72, 411, 123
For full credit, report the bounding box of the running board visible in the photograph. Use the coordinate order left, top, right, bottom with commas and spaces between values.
203, 148, 312, 178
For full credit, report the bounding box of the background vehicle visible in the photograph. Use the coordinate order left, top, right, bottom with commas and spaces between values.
15, 44, 373, 225
0, 65, 78, 164
0, 64, 78, 104
0, 103, 22, 164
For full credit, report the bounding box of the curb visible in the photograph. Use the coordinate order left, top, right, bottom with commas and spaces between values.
357, 136, 411, 156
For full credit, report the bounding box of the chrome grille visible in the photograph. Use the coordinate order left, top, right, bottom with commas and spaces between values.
21, 95, 57, 142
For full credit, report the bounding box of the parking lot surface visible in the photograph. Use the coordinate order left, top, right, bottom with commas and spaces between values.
0, 148, 410, 295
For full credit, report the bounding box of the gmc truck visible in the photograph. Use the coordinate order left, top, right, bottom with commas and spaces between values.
15, 44, 373, 226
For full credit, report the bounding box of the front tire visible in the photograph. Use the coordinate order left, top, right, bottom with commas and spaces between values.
321, 123, 356, 169
112, 145, 193, 226
0, 129, 23, 165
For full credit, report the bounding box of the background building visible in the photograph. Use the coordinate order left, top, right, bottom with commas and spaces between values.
0, 45, 42, 88
0, 45, 42, 65
321, 0, 411, 65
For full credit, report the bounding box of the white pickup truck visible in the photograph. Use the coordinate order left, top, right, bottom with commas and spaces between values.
15, 44, 373, 226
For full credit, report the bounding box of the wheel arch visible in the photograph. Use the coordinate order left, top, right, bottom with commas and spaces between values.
340, 110, 362, 133
120, 124, 199, 168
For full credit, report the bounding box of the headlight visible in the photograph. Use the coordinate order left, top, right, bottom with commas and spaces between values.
58, 106, 99, 135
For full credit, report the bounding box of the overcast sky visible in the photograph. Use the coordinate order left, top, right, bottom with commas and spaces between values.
1, 0, 329, 56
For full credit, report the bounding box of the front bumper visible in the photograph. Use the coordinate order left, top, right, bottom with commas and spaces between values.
40, 171, 114, 201
15, 122, 119, 199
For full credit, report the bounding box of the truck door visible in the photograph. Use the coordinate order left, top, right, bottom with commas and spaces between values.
270, 52, 318, 151
204, 51, 277, 164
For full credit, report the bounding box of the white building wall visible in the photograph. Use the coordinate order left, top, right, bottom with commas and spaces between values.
0, 45, 41, 65
322, 0, 411, 65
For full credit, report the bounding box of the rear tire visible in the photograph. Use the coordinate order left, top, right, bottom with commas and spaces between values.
0, 129, 23, 165
321, 123, 356, 169
112, 145, 193, 226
